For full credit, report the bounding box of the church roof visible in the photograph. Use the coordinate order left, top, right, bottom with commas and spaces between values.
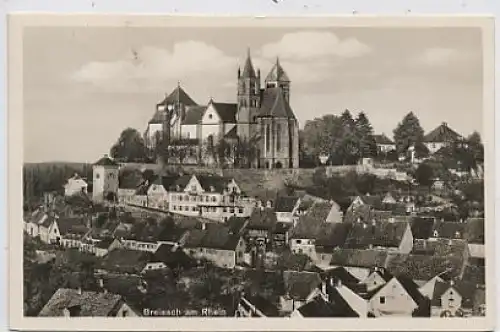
241, 50, 256, 78
265, 58, 290, 82
157, 85, 198, 107
211, 102, 238, 123
182, 106, 207, 125
424, 122, 461, 143
257, 87, 296, 119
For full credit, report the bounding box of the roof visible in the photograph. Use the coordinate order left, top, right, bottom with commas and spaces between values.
432, 281, 479, 309
183, 224, 242, 251
171, 174, 192, 191
99, 249, 153, 274
38, 288, 124, 317
157, 85, 198, 108
196, 174, 233, 193
464, 218, 485, 244
182, 106, 207, 125
410, 217, 436, 240
247, 208, 277, 231
124, 221, 163, 242
257, 87, 296, 119
322, 267, 360, 286
296, 294, 358, 317
432, 221, 467, 239
265, 58, 290, 82
225, 217, 249, 235
211, 102, 237, 123
283, 271, 321, 301
314, 223, 352, 251
330, 249, 389, 269
57, 217, 89, 237
239, 294, 279, 317
424, 122, 461, 143
94, 156, 118, 167
290, 201, 337, 239
274, 196, 299, 213
241, 51, 257, 78
344, 222, 409, 249
396, 275, 427, 305
152, 175, 180, 191
386, 253, 465, 281
343, 205, 390, 224
94, 237, 116, 249
374, 134, 394, 145
412, 238, 468, 257
224, 126, 238, 139
152, 244, 195, 268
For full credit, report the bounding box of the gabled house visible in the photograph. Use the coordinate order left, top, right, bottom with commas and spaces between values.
374, 134, 396, 153
64, 173, 88, 197
24, 209, 61, 244
235, 293, 280, 317
313, 223, 352, 267
98, 248, 154, 275
361, 267, 393, 292
38, 288, 139, 317
430, 280, 482, 317
368, 275, 430, 317
57, 217, 90, 249
182, 223, 246, 269
290, 293, 359, 318
274, 195, 301, 224
280, 271, 322, 313
329, 248, 390, 281
147, 175, 179, 210
245, 208, 277, 257
423, 122, 462, 154
344, 221, 413, 254
94, 237, 122, 257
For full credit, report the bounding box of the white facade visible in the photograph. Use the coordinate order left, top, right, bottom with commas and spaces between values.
425, 142, 446, 154
64, 176, 88, 197
368, 278, 418, 317
92, 164, 119, 202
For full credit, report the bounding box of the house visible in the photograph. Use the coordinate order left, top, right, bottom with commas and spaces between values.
418, 274, 447, 299
344, 221, 413, 254
94, 237, 122, 257
368, 276, 430, 317
423, 122, 462, 154
146, 175, 178, 211
329, 249, 390, 281
150, 243, 196, 271
235, 293, 280, 317
320, 267, 361, 288
361, 267, 393, 292
430, 280, 482, 317
99, 249, 154, 275
314, 223, 352, 267
121, 221, 166, 253
272, 222, 293, 250
182, 223, 246, 269
24, 209, 61, 244
290, 293, 359, 318
343, 204, 391, 224
374, 134, 396, 153
348, 194, 384, 211
280, 271, 322, 313
410, 217, 436, 240
57, 217, 90, 249
431, 221, 467, 240
38, 288, 139, 317
274, 195, 300, 224
64, 174, 88, 197
465, 217, 485, 259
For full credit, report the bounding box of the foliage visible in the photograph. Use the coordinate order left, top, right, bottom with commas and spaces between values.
393, 112, 425, 154
414, 163, 435, 187
354, 112, 378, 158
110, 128, 150, 163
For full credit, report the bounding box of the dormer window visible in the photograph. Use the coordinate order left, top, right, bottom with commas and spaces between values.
433, 230, 439, 238
455, 231, 461, 239
208, 114, 213, 120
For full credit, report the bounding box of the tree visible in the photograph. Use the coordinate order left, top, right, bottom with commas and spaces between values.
414, 163, 434, 189
234, 136, 259, 168
393, 112, 425, 154
110, 128, 149, 163
354, 112, 377, 158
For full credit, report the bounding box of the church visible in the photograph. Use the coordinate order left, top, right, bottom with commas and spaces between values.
144, 49, 299, 169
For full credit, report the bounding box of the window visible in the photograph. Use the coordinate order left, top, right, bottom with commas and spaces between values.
276, 123, 281, 151
95, 173, 100, 179
265, 124, 271, 152
238, 208, 244, 214
192, 206, 196, 212
296, 240, 302, 244
379, 296, 386, 304
223, 207, 227, 213
191, 185, 196, 192
212, 196, 217, 202
230, 208, 235, 214
208, 113, 213, 120
179, 196, 183, 202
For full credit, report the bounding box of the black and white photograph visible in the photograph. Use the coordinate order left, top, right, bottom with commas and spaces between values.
8, 15, 495, 331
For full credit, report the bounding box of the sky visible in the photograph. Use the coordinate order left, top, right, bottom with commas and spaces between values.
23, 25, 484, 163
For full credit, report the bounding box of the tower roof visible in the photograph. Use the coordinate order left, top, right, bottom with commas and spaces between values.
241, 48, 257, 78
157, 84, 198, 107
94, 155, 119, 167
257, 87, 296, 119
265, 58, 290, 82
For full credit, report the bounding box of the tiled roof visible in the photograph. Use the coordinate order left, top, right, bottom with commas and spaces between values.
374, 134, 394, 145
410, 217, 436, 240
257, 87, 296, 119
196, 174, 233, 193
152, 175, 179, 191
329, 249, 389, 269
239, 294, 279, 317
265, 59, 290, 82
157, 85, 198, 108
412, 238, 468, 257
247, 208, 277, 231
182, 106, 207, 125
297, 294, 358, 317
290, 202, 337, 239
321, 267, 360, 286
396, 275, 428, 306
432, 221, 467, 239
274, 196, 299, 213
314, 223, 352, 251
224, 126, 238, 139
211, 102, 238, 123
343, 205, 390, 224
99, 249, 152, 274
385, 253, 465, 281
57, 217, 89, 237
283, 271, 321, 301
462, 263, 485, 286
183, 224, 242, 251
225, 217, 249, 235
171, 174, 192, 191
464, 218, 485, 244
432, 281, 479, 309
94, 237, 116, 249
124, 222, 163, 242
94, 156, 119, 167
344, 222, 409, 249
38, 288, 124, 317
423, 122, 461, 143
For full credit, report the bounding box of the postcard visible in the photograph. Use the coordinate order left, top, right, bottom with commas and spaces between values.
8, 14, 495, 331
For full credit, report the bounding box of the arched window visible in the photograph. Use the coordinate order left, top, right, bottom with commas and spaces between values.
265, 124, 270, 152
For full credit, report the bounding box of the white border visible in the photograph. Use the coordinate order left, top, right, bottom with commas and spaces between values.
7, 14, 496, 331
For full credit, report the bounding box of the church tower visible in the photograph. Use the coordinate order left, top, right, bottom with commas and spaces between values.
265, 57, 291, 103
92, 155, 119, 203
237, 48, 261, 141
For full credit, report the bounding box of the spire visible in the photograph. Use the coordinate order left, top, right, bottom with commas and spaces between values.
242, 48, 256, 78
265, 56, 290, 83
